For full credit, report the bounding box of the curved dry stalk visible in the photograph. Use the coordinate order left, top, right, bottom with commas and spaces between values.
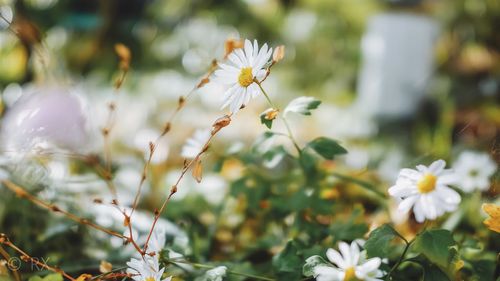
129, 59, 219, 218
0, 234, 75, 281
141, 114, 231, 253
99, 46, 130, 204
2, 180, 126, 240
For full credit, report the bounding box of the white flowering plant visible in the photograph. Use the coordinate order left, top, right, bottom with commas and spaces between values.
0, 2, 499, 281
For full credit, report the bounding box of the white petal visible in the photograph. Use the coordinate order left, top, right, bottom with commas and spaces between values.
437, 173, 457, 185
388, 184, 416, 198
358, 258, 382, 273
247, 83, 260, 99
429, 159, 446, 175
253, 39, 259, 60
244, 39, 254, 65
350, 242, 360, 265
314, 266, 342, 281
218, 63, 240, 73
338, 242, 352, 267
435, 186, 461, 205
234, 48, 249, 66
398, 196, 418, 213
326, 249, 347, 269
228, 52, 244, 66
421, 194, 438, 220
413, 199, 426, 223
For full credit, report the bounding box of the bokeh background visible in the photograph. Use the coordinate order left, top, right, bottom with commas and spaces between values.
0, 0, 499, 280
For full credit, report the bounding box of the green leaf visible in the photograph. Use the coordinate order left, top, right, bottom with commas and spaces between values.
329, 206, 368, 242
299, 149, 317, 177
272, 240, 303, 273
307, 137, 347, 160
469, 259, 496, 281
420, 260, 451, 281
284, 96, 321, 116
364, 224, 399, 258
303, 255, 328, 277
412, 229, 456, 269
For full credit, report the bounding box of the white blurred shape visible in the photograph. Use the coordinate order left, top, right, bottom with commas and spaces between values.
283, 9, 317, 43
343, 147, 370, 170
1, 87, 93, 155
2, 83, 22, 106
134, 128, 170, 164
45, 27, 68, 50
356, 13, 439, 118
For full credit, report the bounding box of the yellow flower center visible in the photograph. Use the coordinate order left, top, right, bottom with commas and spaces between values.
417, 173, 437, 194
238, 67, 254, 87
344, 267, 357, 281
144, 277, 155, 281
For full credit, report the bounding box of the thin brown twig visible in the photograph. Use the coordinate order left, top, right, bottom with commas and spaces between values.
141, 114, 231, 253
0, 234, 75, 281
120, 61, 219, 256
0, 245, 22, 281
1, 180, 126, 240
128, 59, 219, 220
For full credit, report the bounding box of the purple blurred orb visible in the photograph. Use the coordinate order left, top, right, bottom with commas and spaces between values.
1, 87, 92, 155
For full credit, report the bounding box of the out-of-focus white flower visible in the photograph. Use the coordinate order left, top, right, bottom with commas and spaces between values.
126, 255, 171, 281
313, 241, 384, 281
168, 250, 194, 272
134, 128, 170, 164
377, 148, 405, 183
342, 146, 370, 170
314, 104, 378, 141
181, 129, 211, 159
0, 5, 13, 30
1, 87, 93, 155
148, 226, 167, 255
197, 175, 228, 205
204, 266, 228, 281
388, 159, 461, 223
283, 9, 317, 43
284, 96, 321, 116
453, 151, 497, 193
45, 27, 68, 50
213, 39, 272, 114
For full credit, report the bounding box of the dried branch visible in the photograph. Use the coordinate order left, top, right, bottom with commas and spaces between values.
0, 234, 76, 281
0, 245, 22, 281
141, 114, 232, 253
1, 180, 126, 240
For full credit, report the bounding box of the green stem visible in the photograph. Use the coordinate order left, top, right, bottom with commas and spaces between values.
386, 241, 412, 279
255, 80, 301, 153
385, 226, 415, 280
255, 79, 276, 108
169, 260, 275, 281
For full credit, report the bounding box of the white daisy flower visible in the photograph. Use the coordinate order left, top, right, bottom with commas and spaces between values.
126, 255, 171, 281
313, 241, 384, 281
213, 39, 273, 114
388, 159, 461, 223
181, 129, 211, 159
453, 151, 497, 192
